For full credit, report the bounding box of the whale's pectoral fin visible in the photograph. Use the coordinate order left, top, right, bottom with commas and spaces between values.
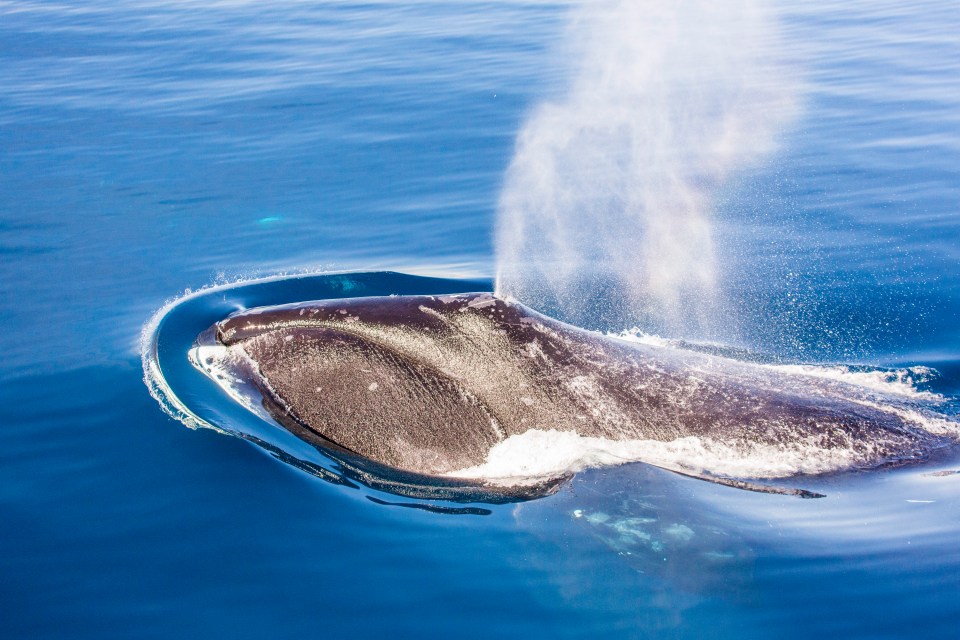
665, 467, 826, 498
365, 495, 493, 516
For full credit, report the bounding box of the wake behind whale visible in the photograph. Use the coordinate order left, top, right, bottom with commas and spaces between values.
190, 292, 959, 497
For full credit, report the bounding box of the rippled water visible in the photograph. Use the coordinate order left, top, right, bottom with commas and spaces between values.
2, 1, 959, 638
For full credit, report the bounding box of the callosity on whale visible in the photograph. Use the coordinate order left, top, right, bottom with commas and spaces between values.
191, 292, 959, 492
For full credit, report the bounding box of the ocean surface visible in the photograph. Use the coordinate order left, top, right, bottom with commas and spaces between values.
2, 1, 959, 638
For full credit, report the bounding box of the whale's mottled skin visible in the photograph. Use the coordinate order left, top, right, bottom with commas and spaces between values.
196, 293, 956, 488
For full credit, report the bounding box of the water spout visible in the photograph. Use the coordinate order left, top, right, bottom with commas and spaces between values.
495, 0, 799, 336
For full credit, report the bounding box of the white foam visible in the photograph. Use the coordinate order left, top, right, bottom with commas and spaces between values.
761, 364, 941, 401
845, 397, 960, 438
610, 328, 676, 348
613, 327, 943, 402
188, 345, 272, 420
446, 428, 866, 485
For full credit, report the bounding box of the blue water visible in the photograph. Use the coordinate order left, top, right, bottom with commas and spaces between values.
2, 1, 959, 638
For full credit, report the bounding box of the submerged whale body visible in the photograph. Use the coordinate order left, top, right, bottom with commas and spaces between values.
192, 292, 958, 497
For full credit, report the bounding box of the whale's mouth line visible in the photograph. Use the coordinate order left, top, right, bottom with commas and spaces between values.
180, 290, 960, 502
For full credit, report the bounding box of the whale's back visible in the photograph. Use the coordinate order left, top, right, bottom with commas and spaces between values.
198, 293, 957, 487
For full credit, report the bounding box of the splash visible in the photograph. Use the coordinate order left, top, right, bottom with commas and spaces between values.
446, 428, 869, 485
495, 0, 798, 335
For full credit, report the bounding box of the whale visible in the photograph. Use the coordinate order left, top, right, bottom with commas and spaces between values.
190, 292, 959, 499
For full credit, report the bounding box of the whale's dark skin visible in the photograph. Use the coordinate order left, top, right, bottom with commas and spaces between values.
198, 292, 957, 493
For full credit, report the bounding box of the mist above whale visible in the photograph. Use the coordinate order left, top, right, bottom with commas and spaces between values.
191, 292, 958, 493
494, 0, 799, 337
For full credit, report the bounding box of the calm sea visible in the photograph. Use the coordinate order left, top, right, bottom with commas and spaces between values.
2, 1, 959, 638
